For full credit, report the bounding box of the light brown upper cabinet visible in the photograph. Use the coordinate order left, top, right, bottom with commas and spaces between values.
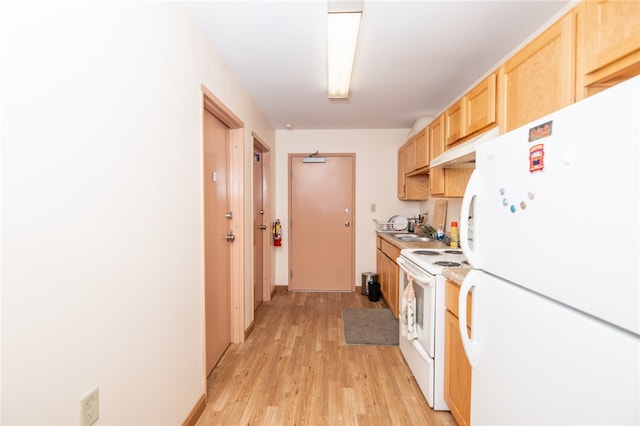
414, 128, 429, 171
431, 113, 473, 197
404, 128, 429, 175
464, 73, 497, 136
430, 114, 446, 165
429, 115, 446, 196
499, 12, 576, 133
403, 137, 417, 173
397, 145, 406, 199
398, 143, 429, 201
446, 73, 497, 147
577, 0, 640, 99
430, 167, 473, 198
445, 100, 464, 147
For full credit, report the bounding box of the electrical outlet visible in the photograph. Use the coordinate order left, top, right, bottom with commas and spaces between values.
79, 387, 99, 426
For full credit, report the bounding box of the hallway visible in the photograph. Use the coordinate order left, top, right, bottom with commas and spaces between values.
196, 288, 455, 425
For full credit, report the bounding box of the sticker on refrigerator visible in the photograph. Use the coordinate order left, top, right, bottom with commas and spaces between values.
528, 120, 552, 142
529, 144, 544, 173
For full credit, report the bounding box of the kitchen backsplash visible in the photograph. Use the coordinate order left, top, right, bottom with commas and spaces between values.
419, 197, 463, 233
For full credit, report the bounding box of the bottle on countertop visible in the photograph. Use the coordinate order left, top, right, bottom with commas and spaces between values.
450, 221, 459, 248
436, 225, 444, 241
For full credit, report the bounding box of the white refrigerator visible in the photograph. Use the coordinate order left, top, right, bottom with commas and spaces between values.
459, 75, 640, 425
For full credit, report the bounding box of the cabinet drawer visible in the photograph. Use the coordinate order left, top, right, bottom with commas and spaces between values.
380, 238, 401, 260
445, 280, 472, 329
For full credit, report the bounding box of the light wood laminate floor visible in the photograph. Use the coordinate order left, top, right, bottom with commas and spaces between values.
196, 287, 456, 425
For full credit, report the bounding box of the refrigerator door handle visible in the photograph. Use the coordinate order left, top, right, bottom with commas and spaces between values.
460, 169, 479, 265
458, 272, 478, 368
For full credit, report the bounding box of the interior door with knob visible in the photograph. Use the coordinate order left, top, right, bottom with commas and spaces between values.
203, 108, 231, 375
289, 154, 355, 291
253, 150, 265, 310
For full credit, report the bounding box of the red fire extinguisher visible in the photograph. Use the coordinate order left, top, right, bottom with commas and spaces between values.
272, 219, 282, 246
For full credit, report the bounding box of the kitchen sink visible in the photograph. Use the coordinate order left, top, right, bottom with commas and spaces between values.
393, 234, 432, 242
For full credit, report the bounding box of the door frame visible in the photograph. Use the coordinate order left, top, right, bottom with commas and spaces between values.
252, 133, 273, 304
201, 86, 245, 352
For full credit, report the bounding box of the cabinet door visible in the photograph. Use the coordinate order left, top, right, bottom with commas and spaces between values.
429, 115, 446, 196
377, 249, 387, 300
388, 260, 399, 318
443, 168, 474, 198
414, 128, 429, 170
500, 12, 575, 133
376, 248, 384, 291
397, 146, 406, 199
405, 175, 429, 200
444, 310, 472, 426
445, 99, 464, 147
464, 73, 497, 137
398, 145, 429, 200
580, 0, 640, 95
404, 138, 417, 173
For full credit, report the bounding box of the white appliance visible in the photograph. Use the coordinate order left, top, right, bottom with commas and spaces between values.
458, 76, 640, 425
397, 248, 467, 410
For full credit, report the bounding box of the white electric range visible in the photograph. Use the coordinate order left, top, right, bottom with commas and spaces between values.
396, 247, 468, 410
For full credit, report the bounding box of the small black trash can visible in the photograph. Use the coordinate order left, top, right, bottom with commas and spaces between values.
368, 281, 381, 302
361, 272, 378, 295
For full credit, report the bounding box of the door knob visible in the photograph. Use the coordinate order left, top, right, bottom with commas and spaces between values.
259, 224, 267, 230
225, 211, 233, 219
344, 221, 351, 227
225, 232, 235, 242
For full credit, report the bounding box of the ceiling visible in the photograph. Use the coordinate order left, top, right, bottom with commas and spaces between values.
184, 0, 572, 130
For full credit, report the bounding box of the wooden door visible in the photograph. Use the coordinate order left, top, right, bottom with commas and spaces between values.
289, 154, 355, 291
253, 150, 264, 310
203, 109, 231, 375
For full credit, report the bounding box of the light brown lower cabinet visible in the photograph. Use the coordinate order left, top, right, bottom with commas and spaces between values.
444, 280, 472, 426
376, 237, 400, 318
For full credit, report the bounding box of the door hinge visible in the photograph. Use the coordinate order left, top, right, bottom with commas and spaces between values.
290, 270, 293, 279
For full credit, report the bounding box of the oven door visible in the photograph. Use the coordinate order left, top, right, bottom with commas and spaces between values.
397, 256, 437, 358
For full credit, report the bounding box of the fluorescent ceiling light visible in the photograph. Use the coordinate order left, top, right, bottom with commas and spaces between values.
327, 11, 361, 99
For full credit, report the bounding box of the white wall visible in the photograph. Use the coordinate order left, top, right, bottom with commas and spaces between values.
275, 129, 421, 286
1, 2, 274, 424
